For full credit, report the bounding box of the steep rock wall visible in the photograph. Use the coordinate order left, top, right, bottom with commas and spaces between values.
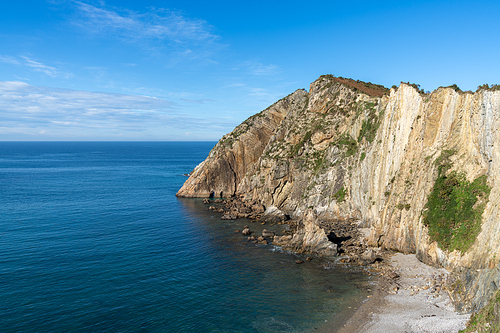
177, 75, 500, 313
176, 89, 308, 198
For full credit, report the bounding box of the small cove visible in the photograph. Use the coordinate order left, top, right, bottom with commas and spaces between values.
0, 141, 372, 332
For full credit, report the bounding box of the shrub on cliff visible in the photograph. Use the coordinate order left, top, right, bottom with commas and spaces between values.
423, 151, 490, 253
461, 289, 500, 332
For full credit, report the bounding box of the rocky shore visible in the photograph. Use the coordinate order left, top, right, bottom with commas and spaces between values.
204, 196, 388, 264
203, 197, 470, 332
178, 75, 500, 318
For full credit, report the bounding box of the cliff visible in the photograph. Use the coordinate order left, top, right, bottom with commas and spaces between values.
177, 75, 500, 314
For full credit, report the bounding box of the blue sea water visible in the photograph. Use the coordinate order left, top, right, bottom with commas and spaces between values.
0, 142, 371, 332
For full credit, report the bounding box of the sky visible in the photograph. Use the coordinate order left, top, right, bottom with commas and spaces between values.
1, 0, 499, 141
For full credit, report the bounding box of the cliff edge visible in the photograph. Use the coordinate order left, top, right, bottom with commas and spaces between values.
177, 75, 500, 314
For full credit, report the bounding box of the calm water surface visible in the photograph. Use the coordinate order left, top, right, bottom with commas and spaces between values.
0, 142, 371, 332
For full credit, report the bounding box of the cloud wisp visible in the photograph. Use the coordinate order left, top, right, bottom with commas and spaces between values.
0, 81, 233, 139
71, 1, 219, 58
0, 54, 73, 79
20, 56, 59, 77
0, 55, 20, 65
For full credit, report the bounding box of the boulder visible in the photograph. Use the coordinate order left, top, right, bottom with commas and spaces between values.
242, 228, 252, 235
251, 203, 265, 214
262, 229, 275, 237
221, 214, 237, 220
273, 235, 293, 244
360, 249, 383, 264
259, 206, 288, 223
273, 210, 337, 256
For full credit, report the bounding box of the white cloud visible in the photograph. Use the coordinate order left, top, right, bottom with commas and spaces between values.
21, 56, 58, 77
0, 81, 234, 139
0, 55, 73, 79
0, 81, 174, 127
0, 55, 20, 65
71, 1, 219, 57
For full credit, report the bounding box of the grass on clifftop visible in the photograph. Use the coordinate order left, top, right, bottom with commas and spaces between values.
319, 75, 389, 97
461, 289, 500, 332
423, 150, 490, 253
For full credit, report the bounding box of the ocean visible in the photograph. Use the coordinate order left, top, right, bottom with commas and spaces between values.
0, 141, 371, 332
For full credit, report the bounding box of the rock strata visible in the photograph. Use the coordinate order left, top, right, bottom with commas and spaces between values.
177, 75, 500, 314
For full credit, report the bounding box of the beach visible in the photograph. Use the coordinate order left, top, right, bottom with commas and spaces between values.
333, 253, 470, 333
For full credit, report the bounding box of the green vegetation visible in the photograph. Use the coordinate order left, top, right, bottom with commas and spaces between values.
356, 101, 382, 143
477, 84, 500, 92
396, 203, 411, 210
333, 186, 347, 202
358, 117, 379, 143
404, 82, 426, 94
312, 150, 327, 173
220, 125, 248, 148
360, 152, 366, 161
423, 150, 491, 253
322, 81, 333, 90
335, 133, 358, 157
290, 130, 312, 157
460, 289, 500, 332
447, 84, 462, 92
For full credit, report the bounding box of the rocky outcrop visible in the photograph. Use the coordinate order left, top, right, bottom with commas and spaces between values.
177, 75, 500, 314
176, 89, 308, 198
273, 209, 338, 256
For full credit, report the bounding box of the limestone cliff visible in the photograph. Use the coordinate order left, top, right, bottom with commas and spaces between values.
177, 75, 500, 314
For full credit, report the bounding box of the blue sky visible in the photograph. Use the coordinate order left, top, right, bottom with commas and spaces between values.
1, 0, 499, 141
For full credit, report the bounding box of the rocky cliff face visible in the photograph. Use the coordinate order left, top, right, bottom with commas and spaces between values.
177, 75, 500, 313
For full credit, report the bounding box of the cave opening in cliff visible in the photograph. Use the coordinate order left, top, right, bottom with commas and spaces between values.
327, 232, 351, 254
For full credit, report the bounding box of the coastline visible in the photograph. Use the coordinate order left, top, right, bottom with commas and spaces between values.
200, 198, 471, 332
327, 253, 470, 333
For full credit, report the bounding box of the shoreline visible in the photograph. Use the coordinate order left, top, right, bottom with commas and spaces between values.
199, 198, 471, 332
329, 253, 470, 333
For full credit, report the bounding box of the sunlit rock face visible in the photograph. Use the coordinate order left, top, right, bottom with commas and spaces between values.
177, 75, 500, 313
